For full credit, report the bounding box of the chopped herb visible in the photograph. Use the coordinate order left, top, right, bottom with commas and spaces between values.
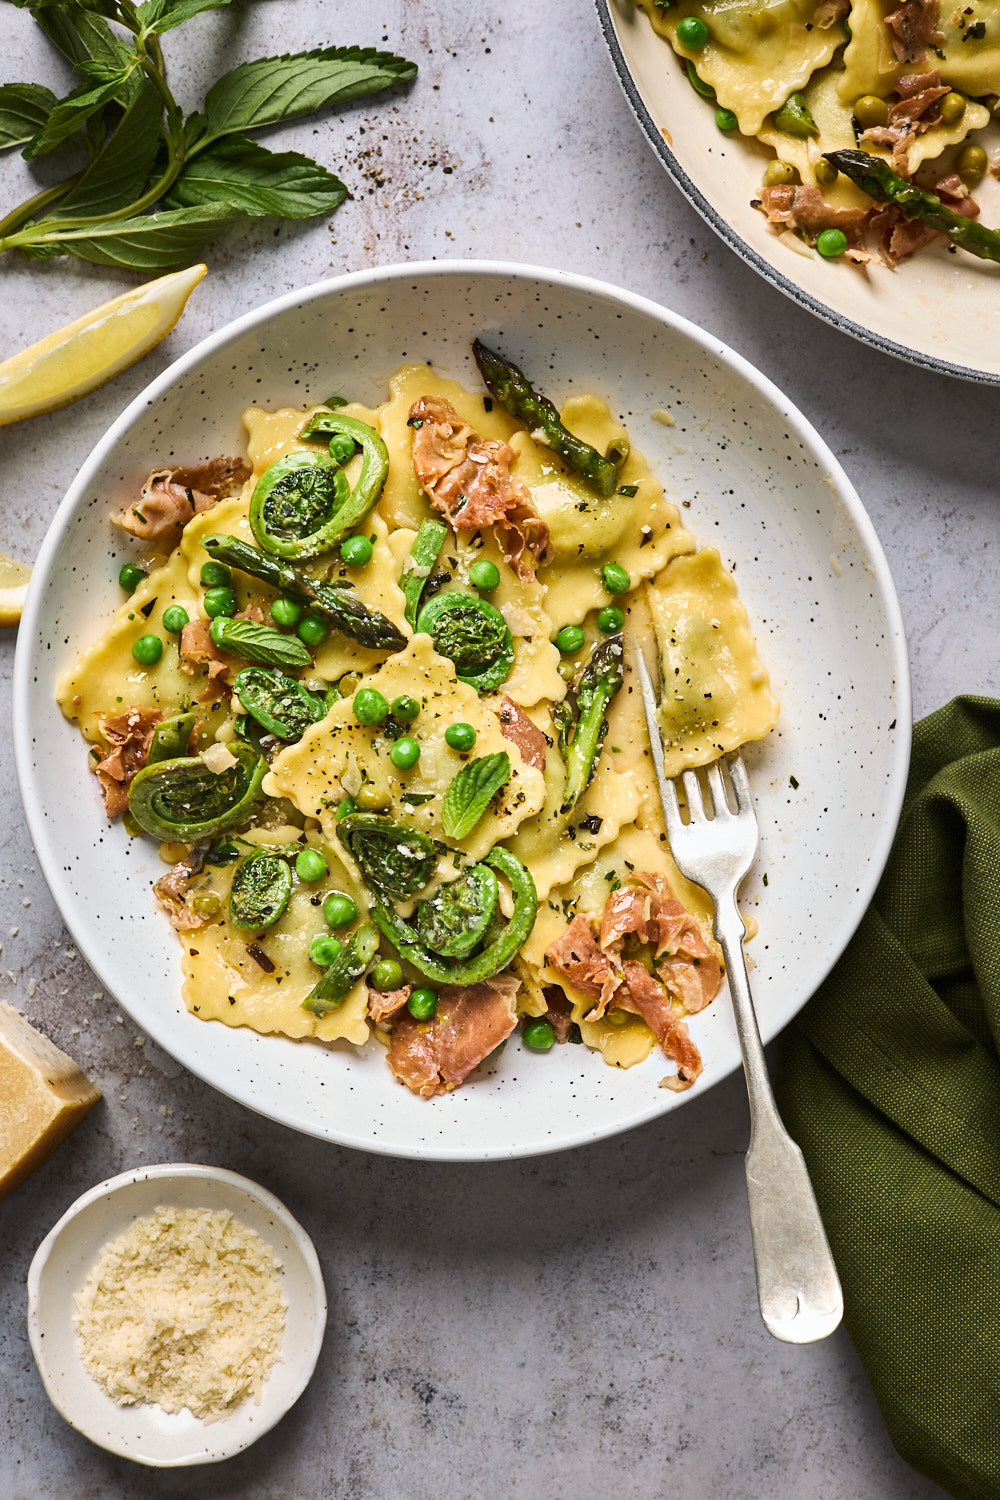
407, 416, 424, 427
617, 484, 638, 497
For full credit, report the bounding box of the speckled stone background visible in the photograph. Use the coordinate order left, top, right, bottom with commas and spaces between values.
0, 0, 985, 1494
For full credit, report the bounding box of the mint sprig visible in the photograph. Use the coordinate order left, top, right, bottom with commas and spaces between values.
441, 753, 513, 841
0, 2, 417, 270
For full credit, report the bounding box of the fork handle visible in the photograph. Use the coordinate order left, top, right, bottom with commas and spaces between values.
715, 899, 844, 1345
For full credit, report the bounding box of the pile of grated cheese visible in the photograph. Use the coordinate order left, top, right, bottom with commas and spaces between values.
73, 1204, 287, 1422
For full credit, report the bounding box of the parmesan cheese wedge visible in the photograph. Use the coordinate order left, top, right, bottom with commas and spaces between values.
0, 1005, 101, 1200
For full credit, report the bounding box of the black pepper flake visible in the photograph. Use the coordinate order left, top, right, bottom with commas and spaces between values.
483, 396, 493, 411
789, 775, 799, 790
140, 599, 156, 618
246, 943, 276, 973
407, 416, 424, 428
578, 814, 603, 835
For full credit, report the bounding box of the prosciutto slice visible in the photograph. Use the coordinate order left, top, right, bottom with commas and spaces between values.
544, 872, 724, 1089
387, 974, 519, 1097
758, 184, 870, 243
409, 395, 551, 579
113, 456, 251, 550
884, 0, 943, 64
497, 696, 547, 770
94, 706, 162, 818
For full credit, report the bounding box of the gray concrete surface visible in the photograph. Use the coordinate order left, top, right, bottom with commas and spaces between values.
0, 0, 979, 1494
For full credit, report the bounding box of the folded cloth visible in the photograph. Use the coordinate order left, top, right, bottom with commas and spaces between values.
775, 697, 1000, 1500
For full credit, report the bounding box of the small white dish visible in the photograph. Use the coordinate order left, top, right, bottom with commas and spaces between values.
26, 1163, 327, 1467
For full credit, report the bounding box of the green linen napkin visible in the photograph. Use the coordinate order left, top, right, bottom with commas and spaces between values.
775, 696, 1000, 1500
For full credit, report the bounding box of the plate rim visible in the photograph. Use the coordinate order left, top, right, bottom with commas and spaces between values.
13, 257, 913, 1160
26, 1161, 327, 1466
594, 0, 1000, 388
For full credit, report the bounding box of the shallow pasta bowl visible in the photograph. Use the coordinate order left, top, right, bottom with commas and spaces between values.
13, 259, 910, 1160
27, 1163, 326, 1466
596, 0, 1000, 383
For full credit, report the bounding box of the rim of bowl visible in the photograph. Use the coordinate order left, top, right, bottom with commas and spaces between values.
593, 0, 1000, 388
12, 258, 912, 1160
26, 1162, 327, 1466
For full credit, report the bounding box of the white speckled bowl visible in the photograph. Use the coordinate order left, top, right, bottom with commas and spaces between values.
13, 260, 910, 1159
26, 1163, 326, 1467
596, 0, 1000, 382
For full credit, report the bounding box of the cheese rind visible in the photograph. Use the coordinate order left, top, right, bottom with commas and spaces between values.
0, 1004, 101, 1200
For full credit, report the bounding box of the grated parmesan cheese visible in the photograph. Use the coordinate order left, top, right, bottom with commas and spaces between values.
73, 1205, 287, 1422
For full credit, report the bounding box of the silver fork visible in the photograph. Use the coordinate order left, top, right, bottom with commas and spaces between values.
635, 651, 843, 1345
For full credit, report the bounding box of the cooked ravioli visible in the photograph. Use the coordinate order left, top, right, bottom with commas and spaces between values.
646, 548, 779, 775
642, 0, 847, 135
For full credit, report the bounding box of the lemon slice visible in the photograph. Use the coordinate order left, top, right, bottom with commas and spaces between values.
0, 551, 32, 628
0, 264, 207, 427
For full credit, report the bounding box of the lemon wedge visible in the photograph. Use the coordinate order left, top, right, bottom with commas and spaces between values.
0, 264, 207, 427
0, 551, 32, 628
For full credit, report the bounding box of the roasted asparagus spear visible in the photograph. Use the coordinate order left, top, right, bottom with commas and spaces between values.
826, 150, 1000, 265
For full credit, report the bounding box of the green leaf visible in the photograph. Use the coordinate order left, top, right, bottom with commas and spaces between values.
45, 201, 245, 270
204, 46, 417, 139
0, 83, 57, 150
49, 79, 162, 220
441, 752, 512, 841
35, 5, 135, 77
166, 134, 347, 218
137, 0, 231, 34
24, 72, 133, 159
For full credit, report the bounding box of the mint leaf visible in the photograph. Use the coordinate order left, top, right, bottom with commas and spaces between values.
441, 753, 512, 841
50, 80, 162, 220
35, 5, 135, 76
204, 46, 416, 139
137, 0, 231, 34
51, 201, 245, 270
24, 71, 133, 159
0, 83, 57, 150
166, 135, 347, 218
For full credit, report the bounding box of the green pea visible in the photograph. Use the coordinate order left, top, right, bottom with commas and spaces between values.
523, 1018, 555, 1052
677, 15, 709, 47
596, 605, 625, 634
162, 605, 189, 634
469, 558, 501, 591
204, 586, 238, 618
390, 736, 421, 770
355, 783, 390, 812
118, 563, 145, 592
957, 143, 987, 187
814, 158, 838, 188
297, 614, 329, 647
715, 106, 738, 132
391, 695, 420, 723
295, 848, 328, 882
601, 562, 630, 595
271, 596, 304, 628
816, 228, 847, 259
372, 958, 404, 991
328, 432, 356, 465
309, 933, 343, 968
131, 634, 162, 666
340, 534, 374, 567
445, 722, 476, 751
353, 688, 388, 726
763, 160, 797, 187
324, 892, 358, 928
853, 94, 888, 128
408, 987, 438, 1020
200, 560, 232, 589
939, 91, 966, 126
555, 625, 586, 654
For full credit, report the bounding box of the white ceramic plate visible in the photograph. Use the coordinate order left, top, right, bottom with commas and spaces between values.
596, 0, 1000, 383
14, 260, 910, 1160
26, 1163, 326, 1467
